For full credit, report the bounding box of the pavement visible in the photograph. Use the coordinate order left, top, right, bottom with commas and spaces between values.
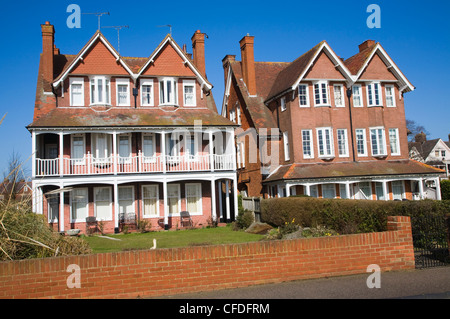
155, 267, 450, 299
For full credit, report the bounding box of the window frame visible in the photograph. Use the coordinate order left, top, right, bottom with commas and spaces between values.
92, 133, 112, 163
316, 127, 334, 158
352, 84, 363, 107
140, 79, 154, 106
118, 185, 135, 217
167, 184, 181, 216
94, 186, 112, 221
388, 128, 401, 156
283, 131, 290, 161
333, 84, 345, 107
185, 183, 202, 215
116, 78, 130, 106
142, 184, 159, 218
313, 81, 330, 107
298, 84, 310, 107
385, 85, 396, 107
117, 133, 132, 162
366, 82, 383, 107
301, 129, 314, 159
142, 133, 156, 163
69, 77, 85, 106
89, 75, 111, 105
182, 79, 196, 107
70, 187, 88, 223
355, 128, 368, 157
71, 133, 86, 164
337, 128, 349, 158
322, 184, 336, 199
370, 127, 387, 157
280, 96, 286, 112
159, 77, 178, 106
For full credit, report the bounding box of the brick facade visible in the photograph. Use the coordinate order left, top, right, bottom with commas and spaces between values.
0, 216, 414, 299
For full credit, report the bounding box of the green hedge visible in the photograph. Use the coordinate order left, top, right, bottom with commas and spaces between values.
260, 197, 450, 234
441, 180, 450, 200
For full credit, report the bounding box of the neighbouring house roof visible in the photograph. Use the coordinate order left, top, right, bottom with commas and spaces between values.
263, 160, 444, 183
408, 139, 441, 161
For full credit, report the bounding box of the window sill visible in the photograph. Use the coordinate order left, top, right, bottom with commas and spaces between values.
319, 155, 335, 161
373, 154, 388, 158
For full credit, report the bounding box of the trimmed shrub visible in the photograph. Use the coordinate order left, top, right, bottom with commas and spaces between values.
260, 197, 450, 234
441, 180, 450, 200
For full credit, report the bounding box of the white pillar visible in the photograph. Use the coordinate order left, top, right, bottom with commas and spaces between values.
230, 129, 237, 171
305, 184, 311, 196
418, 178, 424, 199
218, 181, 223, 221
114, 181, 119, 231
209, 130, 214, 172
345, 183, 351, 199
161, 131, 166, 173
113, 132, 117, 175
59, 183, 64, 232
435, 177, 442, 200
31, 131, 36, 178
233, 175, 238, 221
163, 180, 169, 229
211, 179, 216, 221
382, 181, 389, 201
59, 132, 64, 177
225, 180, 230, 222
286, 183, 291, 197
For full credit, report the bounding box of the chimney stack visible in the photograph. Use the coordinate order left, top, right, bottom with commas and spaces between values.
358, 40, 376, 52
239, 34, 256, 96
41, 21, 55, 92
191, 30, 206, 76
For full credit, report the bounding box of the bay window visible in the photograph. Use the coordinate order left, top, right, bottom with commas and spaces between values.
159, 77, 178, 105
90, 76, 110, 105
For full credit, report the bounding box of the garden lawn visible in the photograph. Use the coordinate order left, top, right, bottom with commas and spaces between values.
82, 226, 264, 253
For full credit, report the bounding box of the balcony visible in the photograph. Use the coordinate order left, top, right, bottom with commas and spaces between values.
35, 152, 235, 177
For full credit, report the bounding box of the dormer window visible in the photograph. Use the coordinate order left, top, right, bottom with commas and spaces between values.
90, 76, 110, 105
159, 77, 178, 106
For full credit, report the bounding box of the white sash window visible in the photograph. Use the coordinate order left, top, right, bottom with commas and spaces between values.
94, 187, 112, 221
71, 188, 88, 222
118, 186, 134, 216
186, 183, 202, 214
142, 185, 159, 217
167, 184, 180, 215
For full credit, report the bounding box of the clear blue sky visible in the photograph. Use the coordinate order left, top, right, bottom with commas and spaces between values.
0, 0, 449, 177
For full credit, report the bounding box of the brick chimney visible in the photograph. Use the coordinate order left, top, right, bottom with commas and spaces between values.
41, 21, 55, 92
191, 30, 206, 76
358, 40, 376, 52
239, 34, 256, 96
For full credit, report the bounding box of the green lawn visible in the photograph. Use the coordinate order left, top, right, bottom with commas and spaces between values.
82, 226, 264, 253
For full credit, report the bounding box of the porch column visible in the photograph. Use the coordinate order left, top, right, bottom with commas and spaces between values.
163, 180, 169, 229
345, 182, 351, 199
161, 131, 166, 173
59, 183, 64, 232
418, 178, 424, 199
59, 132, 64, 177
230, 129, 237, 171
435, 177, 442, 200
285, 183, 291, 197
305, 184, 311, 196
114, 181, 119, 232
113, 131, 117, 175
211, 179, 216, 221
31, 131, 36, 178
218, 181, 223, 221
382, 181, 389, 201
225, 180, 230, 222
209, 130, 214, 172
233, 175, 238, 221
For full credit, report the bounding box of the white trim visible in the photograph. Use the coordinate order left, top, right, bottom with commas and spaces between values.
337, 128, 349, 158
298, 84, 310, 107
301, 129, 314, 159
69, 77, 85, 106
388, 128, 401, 156
313, 80, 330, 107
333, 84, 345, 107
116, 78, 131, 106
316, 127, 334, 158
159, 77, 178, 106
385, 84, 396, 107
369, 126, 387, 157
352, 84, 363, 107
366, 81, 383, 107
355, 128, 368, 157
89, 75, 111, 106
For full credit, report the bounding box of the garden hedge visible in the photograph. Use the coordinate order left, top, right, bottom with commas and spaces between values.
260, 197, 450, 234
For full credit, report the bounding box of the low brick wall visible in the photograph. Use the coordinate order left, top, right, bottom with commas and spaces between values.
0, 216, 415, 299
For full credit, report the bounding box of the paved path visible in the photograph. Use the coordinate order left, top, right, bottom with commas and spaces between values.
155, 267, 450, 299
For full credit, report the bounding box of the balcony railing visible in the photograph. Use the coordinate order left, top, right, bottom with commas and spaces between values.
35, 152, 234, 177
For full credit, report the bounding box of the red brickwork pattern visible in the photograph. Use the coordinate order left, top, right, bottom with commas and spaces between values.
0, 216, 414, 299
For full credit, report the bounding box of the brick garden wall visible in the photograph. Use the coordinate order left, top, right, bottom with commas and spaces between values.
0, 216, 415, 299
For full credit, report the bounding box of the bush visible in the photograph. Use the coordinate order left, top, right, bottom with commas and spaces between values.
441, 180, 450, 200
261, 197, 450, 234
0, 201, 92, 261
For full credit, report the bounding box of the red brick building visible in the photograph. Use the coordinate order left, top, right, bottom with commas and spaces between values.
28, 22, 238, 234
222, 36, 443, 201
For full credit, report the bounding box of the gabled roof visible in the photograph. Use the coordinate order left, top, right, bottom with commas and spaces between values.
136, 34, 212, 91
344, 42, 415, 93
265, 41, 355, 103
52, 31, 135, 87
408, 138, 450, 161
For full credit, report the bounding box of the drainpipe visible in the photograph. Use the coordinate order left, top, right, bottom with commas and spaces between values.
347, 88, 356, 162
